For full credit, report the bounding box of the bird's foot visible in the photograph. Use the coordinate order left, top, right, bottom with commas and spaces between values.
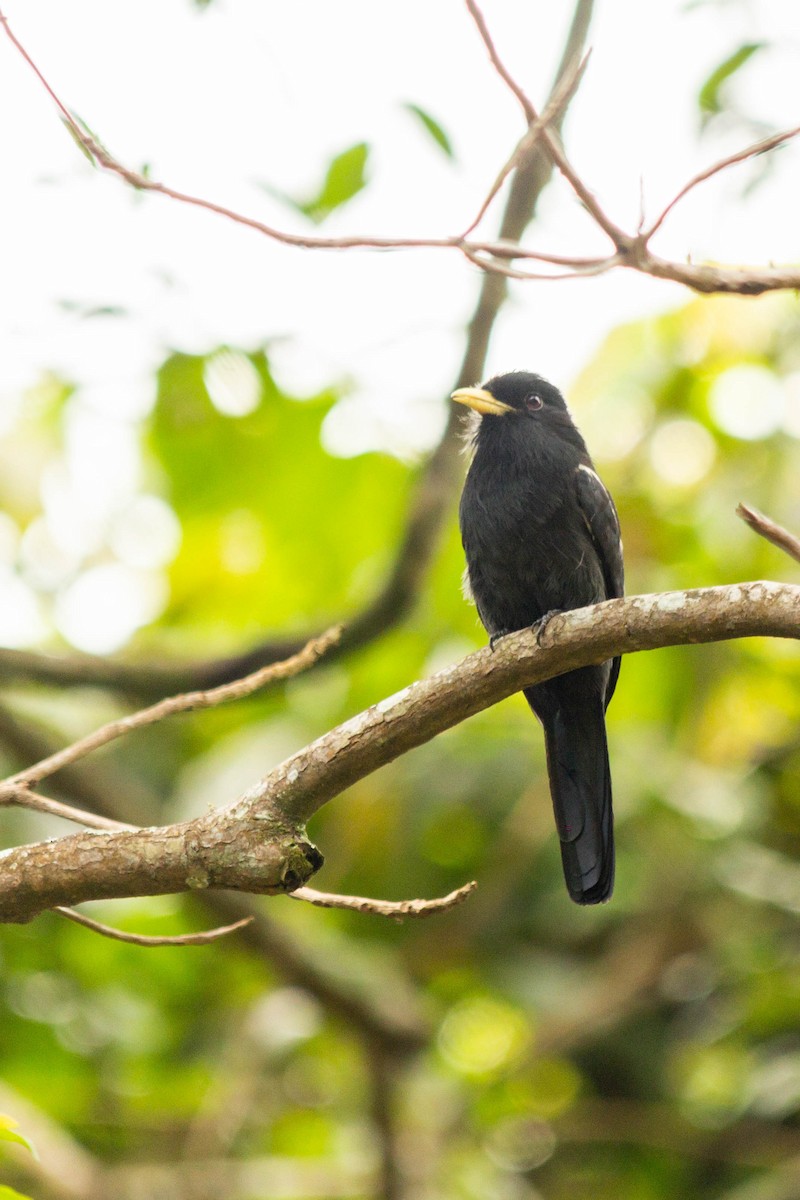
534, 609, 561, 647
489, 630, 512, 653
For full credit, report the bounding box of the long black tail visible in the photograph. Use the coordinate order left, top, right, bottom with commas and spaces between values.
526, 689, 614, 905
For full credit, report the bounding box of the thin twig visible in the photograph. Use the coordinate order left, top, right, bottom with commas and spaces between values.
0, 4, 545, 269
0, 10, 75, 124
0, 625, 340, 796
55, 906, 252, 945
460, 49, 590, 238
463, 0, 630, 249
737, 502, 800, 566
2, 0, 799, 305
1, 784, 136, 831
0, 1, 617, 271
645, 125, 800, 241
461, 243, 618, 281
289, 881, 477, 920
463, 0, 536, 120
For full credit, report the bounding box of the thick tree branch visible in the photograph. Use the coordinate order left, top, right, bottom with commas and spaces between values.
245, 581, 800, 826
1, 581, 798, 924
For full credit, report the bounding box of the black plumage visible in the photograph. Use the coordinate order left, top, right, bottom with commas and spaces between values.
453, 371, 623, 905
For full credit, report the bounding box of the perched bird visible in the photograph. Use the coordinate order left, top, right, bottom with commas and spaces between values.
452, 371, 623, 905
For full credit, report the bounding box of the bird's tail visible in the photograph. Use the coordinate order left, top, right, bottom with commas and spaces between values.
526, 690, 615, 905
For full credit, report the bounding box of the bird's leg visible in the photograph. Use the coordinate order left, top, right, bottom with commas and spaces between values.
489, 629, 512, 652
534, 609, 561, 647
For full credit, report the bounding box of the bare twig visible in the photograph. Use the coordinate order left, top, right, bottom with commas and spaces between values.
2, 580, 800, 924
290, 880, 477, 920
459, 47, 590, 237
54, 906, 252, 945
645, 124, 800, 241
0, 3, 569, 270
737, 502, 800, 566
463, 0, 537, 120
461, 243, 617, 281
0, 784, 136, 831
0, 0, 797, 312
0, 698, 161, 826
0, 626, 340, 798
464, 0, 630, 249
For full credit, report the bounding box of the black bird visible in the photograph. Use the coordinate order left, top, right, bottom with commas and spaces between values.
453, 371, 623, 905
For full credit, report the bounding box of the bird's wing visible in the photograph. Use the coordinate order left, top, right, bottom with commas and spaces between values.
575, 463, 624, 706
575, 464, 624, 600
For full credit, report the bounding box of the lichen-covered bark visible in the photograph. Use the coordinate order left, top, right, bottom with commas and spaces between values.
2, 582, 798, 923
0, 811, 322, 923
251, 581, 800, 823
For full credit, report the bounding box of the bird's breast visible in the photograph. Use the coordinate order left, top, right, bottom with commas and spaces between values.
459, 442, 605, 633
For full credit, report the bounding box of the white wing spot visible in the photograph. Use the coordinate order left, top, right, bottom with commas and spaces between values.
578, 464, 603, 485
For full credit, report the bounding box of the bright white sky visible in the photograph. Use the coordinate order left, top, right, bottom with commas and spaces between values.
0, 0, 799, 651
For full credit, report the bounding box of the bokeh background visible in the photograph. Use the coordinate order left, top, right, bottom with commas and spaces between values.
2, 2, 800, 1198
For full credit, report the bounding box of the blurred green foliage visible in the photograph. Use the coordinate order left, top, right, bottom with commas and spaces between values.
2, 291, 800, 1198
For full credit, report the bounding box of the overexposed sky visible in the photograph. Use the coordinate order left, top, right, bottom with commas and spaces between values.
0, 0, 799, 650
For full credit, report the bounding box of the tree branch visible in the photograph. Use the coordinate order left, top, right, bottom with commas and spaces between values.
1, 0, 797, 318
644, 124, 800, 241
290, 880, 477, 919
464, 0, 629, 248
1, 581, 798, 924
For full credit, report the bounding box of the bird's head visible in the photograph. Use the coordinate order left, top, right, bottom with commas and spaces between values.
451, 371, 567, 420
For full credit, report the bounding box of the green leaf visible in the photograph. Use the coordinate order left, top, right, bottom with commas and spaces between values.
298, 142, 370, 224
60, 116, 96, 166
0, 1115, 36, 1158
698, 43, 763, 122
262, 144, 371, 225
404, 103, 455, 159
0, 1187, 35, 1200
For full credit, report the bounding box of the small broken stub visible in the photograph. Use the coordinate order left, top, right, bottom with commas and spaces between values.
280, 840, 324, 891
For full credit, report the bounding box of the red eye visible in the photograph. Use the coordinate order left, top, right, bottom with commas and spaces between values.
525, 394, 543, 412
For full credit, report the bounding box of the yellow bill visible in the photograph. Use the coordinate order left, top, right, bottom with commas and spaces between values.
451, 386, 514, 416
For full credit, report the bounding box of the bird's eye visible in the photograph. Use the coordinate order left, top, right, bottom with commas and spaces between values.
525, 394, 543, 412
